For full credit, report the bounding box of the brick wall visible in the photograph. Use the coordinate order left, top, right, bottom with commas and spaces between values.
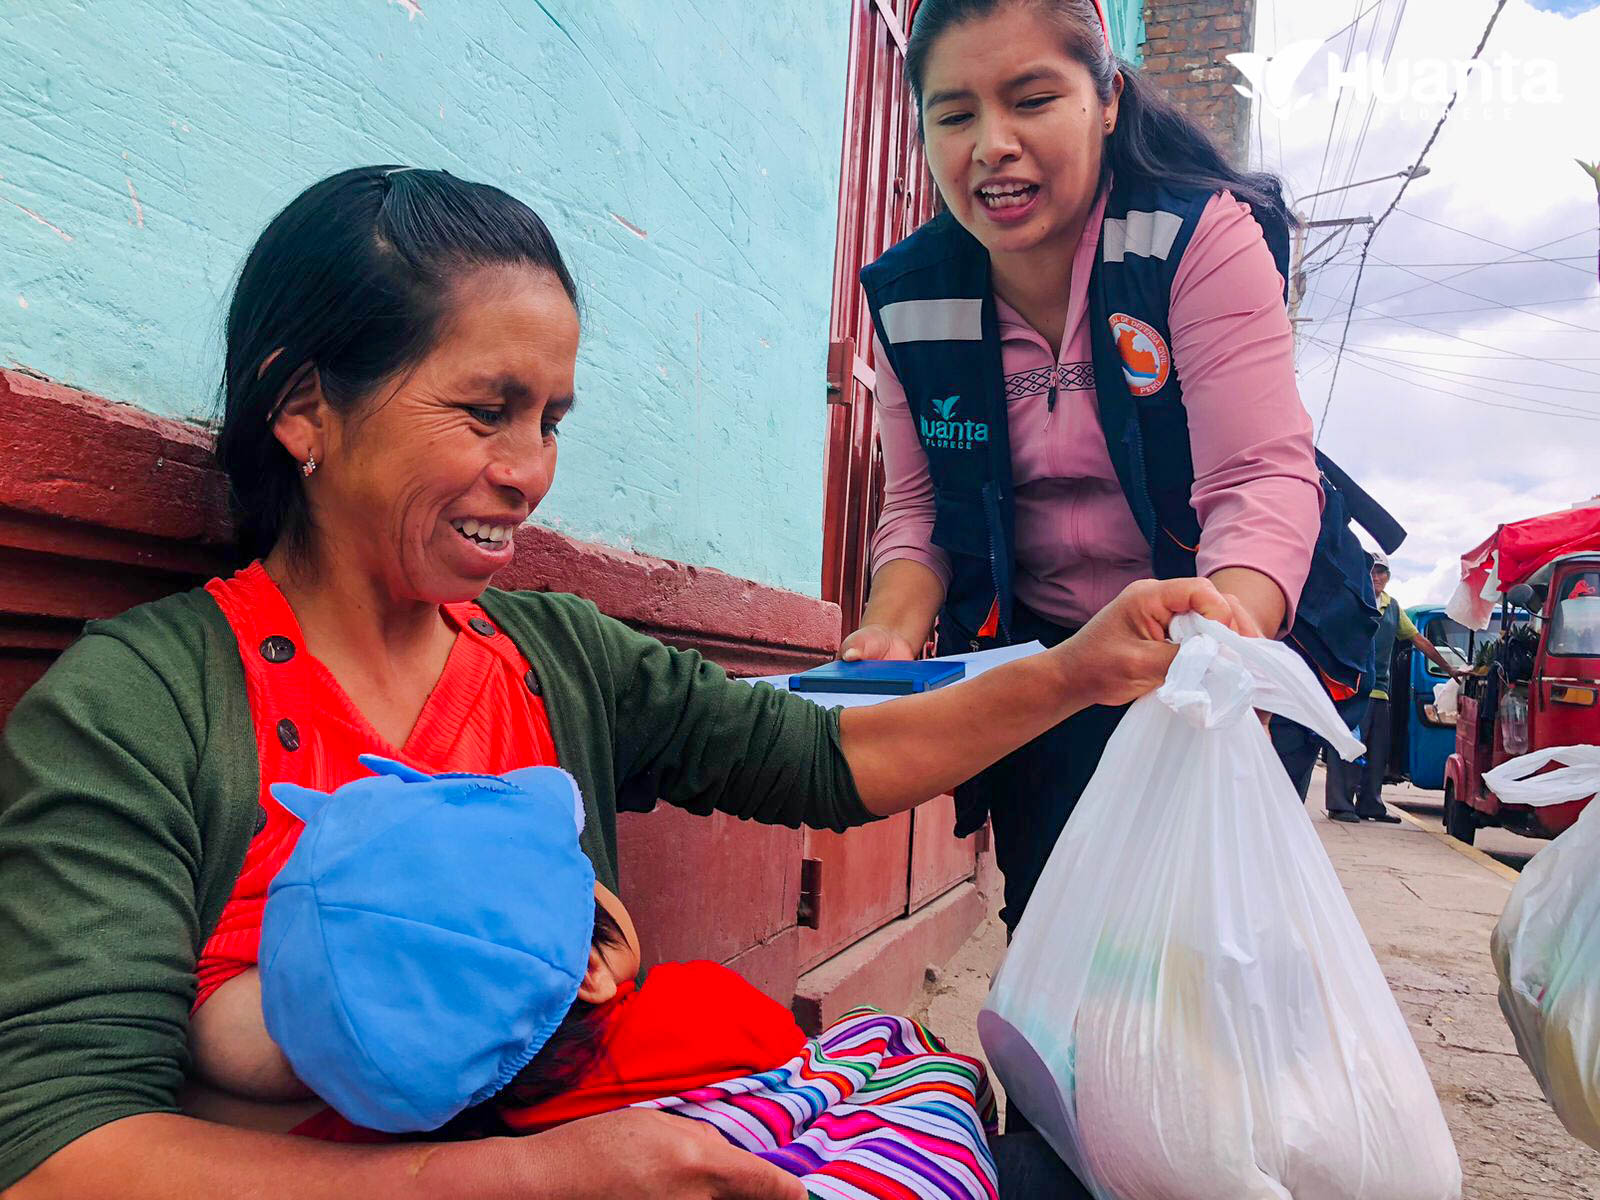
1138, 0, 1256, 166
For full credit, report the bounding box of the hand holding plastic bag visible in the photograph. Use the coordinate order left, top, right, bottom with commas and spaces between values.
979, 615, 1461, 1200
1487, 746, 1600, 1151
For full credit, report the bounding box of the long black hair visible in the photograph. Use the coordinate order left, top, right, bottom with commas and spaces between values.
903, 0, 1294, 233
216, 166, 579, 562
434, 898, 629, 1140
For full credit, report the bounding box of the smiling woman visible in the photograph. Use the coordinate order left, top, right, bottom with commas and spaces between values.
217, 168, 580, 571
0, 164, 1235, 1198
262, 267, 578, 604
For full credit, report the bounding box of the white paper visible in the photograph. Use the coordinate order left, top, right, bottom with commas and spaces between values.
740, 641, 1047, 709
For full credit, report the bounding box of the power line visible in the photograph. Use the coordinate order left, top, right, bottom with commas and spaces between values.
1296, 343, 1338, 376
1331, 0, 1407, 219
1391, 209, 1598, 278
1319, 0, 1390, 47
1356, 224, 1600, 313
1356, 219, 1600, 315
1347, 350, 1600, 402
1360, 260, 1600, 334
1300, 227, 1359, 279
1306, 0, 1369, 227
1308, 229, 1598, 296
1335, 308, 1600, 380
1365, 254, 1592, 269
1302, 247, 1364, 277
1307, 336, 1600, 405
1309, 240, 1370, 324
1299, 292, 1600, 324
1269, 0, 1287, 180
1321, 4, 1385, 215
1331, 352, 1600, 422
1317, 0, 1512, 442
1325, 342, 1600, 363
1301, 0, 1407, 321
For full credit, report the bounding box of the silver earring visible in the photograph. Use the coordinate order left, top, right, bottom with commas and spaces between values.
302, 453, 318, 478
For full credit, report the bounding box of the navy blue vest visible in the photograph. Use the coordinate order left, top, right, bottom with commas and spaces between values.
859, 176, 1404, 696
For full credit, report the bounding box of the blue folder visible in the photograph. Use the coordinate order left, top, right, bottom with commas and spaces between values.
788, 659, 966, 696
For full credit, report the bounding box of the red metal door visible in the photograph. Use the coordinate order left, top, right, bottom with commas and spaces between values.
821, 0, 936, 637
801, 0, 975, 973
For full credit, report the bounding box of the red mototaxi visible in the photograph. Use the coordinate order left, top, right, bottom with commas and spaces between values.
1443, 502, 1600, 844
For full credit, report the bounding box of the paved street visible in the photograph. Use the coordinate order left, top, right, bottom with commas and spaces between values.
912, 771, 1599, 1197
1383, 778, 1548, 875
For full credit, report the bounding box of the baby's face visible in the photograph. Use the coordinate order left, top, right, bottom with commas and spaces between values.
594, 882, 642, 987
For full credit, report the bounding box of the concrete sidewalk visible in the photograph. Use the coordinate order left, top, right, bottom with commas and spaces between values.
910, 774, 1599, 1198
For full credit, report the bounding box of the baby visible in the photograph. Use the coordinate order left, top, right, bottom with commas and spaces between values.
191, 758, 1002, 1195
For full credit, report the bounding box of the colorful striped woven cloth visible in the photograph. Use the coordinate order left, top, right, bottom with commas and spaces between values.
634, 1008, 999, 1200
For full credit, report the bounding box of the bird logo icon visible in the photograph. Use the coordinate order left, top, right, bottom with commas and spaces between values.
1227, 40, 1322, 119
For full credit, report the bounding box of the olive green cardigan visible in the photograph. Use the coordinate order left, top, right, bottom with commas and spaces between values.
0, 585, 868, 1188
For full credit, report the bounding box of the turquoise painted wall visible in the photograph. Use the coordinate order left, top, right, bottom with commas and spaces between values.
0, 3, 849, 597
1107, 0, 1148, 63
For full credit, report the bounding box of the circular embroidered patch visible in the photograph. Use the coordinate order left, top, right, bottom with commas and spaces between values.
1108, 313, 1171, 397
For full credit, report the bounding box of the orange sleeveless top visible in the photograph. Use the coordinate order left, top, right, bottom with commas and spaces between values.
195, 563, 559, 1009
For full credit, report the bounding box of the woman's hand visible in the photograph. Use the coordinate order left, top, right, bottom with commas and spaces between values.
841, 576, 1232, 815
15, 1107, 806, 1200
840, 623, 919, 662
843, 561, 945, 662
1051, 577, 1234, 709
521, 1109, 806, 1199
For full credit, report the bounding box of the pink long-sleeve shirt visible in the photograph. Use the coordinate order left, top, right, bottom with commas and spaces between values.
870, 187, 1323, 630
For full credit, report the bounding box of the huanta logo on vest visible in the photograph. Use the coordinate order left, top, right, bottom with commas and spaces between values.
919, 394, 988, 451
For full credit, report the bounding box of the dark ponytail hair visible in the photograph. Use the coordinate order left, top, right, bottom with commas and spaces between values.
903, 0, 1294, 234
216, 166, 579, 562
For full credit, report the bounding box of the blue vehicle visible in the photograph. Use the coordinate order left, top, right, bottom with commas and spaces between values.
1383, 605, 1477, 791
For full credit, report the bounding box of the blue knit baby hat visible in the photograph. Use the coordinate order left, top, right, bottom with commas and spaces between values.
259, 756, 596, 1133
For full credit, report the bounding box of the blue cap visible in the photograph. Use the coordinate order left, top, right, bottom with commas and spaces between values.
259, 756, 596, 1133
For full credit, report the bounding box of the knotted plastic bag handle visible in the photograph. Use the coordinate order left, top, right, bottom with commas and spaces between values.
1484, 745, 1600, 809
1161, 614, 1365, 762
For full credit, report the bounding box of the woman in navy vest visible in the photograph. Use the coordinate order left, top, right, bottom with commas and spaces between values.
848, 0, 1325, 941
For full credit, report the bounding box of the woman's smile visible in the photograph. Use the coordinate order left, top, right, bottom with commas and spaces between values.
444, 513, 520, 568
975, 175, 1044, 224
286, 264, 580, 607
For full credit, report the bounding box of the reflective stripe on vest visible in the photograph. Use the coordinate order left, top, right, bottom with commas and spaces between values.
1100, 209, 1185, 263
879, 298, 985, 344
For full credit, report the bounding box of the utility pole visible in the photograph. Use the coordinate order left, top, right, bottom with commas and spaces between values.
1288, 216, 1377, 334
1285, 165, 1428, 337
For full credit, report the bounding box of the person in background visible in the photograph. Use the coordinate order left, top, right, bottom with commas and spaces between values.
1326, 552, 1465, 824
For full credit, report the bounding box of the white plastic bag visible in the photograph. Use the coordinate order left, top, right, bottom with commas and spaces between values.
979, 615, 1461, 1200
1487, 746, 1600, 1151
1433, 678, 1460, 723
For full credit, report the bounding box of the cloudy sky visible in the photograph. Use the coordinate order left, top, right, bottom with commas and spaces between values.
1248, 0, 1600, 607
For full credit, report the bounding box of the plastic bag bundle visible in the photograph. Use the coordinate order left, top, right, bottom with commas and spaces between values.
1487, 746, 1600, 1151
1433, 678, 1461, 723
979, 615, 1461, 1200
